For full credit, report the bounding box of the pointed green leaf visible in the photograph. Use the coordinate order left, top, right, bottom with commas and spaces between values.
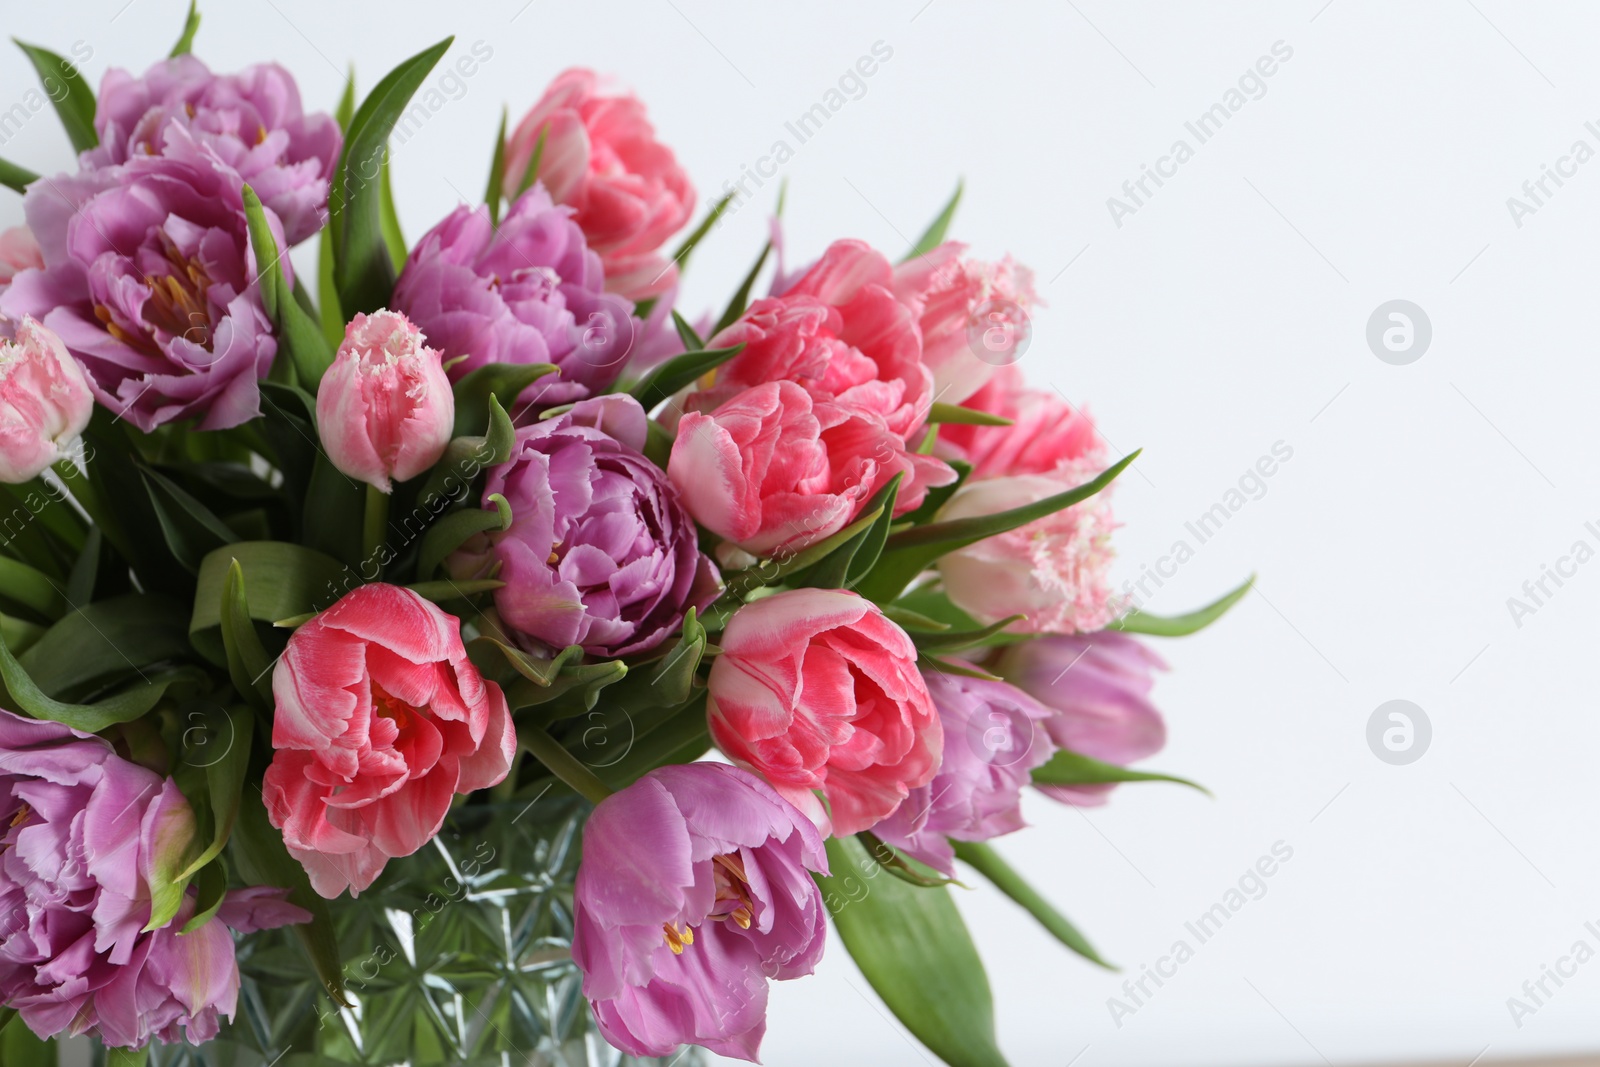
627, 343, 744, 412
333, 37, 454, 314
858, 831, 960, 888
899, 457, 970, 526
668, 191, 733, 277
712, 242, 771, 335
903, 180, 963, 262
671, 309, 705, 351
141, 466, 238, 573
1032, 748, 1209, 795
800, 473, 901, 590
452, 362, 557, 435
243, 184, 336, 385
485, 107, 508, 225
0, 556, 65, 619
818, 835, 1009, 1067
415, 492, 511, 580
379, 158, 406, 272
0, 614, 44, 656
928, 401, 1011, 426
513, 124, 548, 198
189, 542, 350, 665
169, 1, 201, 56
718, 498, 888, 602
18, 594, 189, 701
644, 608, 705, 707
856, 451, 1139, 603
1110, 575, 1255, 636
174, 704, 254, 883
912, 614, 1026, 653
0, 156, 38, 194
406, 578, 503, 602
951, 840, 1114, 969
0, 629, 189, 733
14, 40, 96, 153
179, 857, 229, 934
220, 560, 273, 710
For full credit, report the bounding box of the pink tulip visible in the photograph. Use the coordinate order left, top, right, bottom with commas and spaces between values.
505, 69, 695, 301
0, 226, 43, 291
669, 380, 950, 559
0, 316, 94, 483
935, 468, 1120, 634
315, 310, 455, 492
892, 242, 1039, 404
707, 588, 942, 836
939, 364, 1103, 479
263, 583, 517, 897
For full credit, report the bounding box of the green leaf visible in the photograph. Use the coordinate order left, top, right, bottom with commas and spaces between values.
379, 158, 406, 272
14, 40, 97, 153
1110, 575, 1254, 636
928, 401, 1011, 426
903, 180, 963, 262
718, 498, 889, 603
230, 785, 346, 1005
668, 191, 733, 277
0, 556, 65, 619
190, 542, 350, 665
912, 614, 1026, 653
415, 492, 510, 580
513, 123, 548, 198
106, 1047, 148, 1067
951, 840, 1113, 969
18, 594, 189, 701
220, 560, 274, 709
627, 343, 744, 412
0, 156, 38, 194
0, 613, 44, 656
169, 0, 201, 55
1, 1015, 56, 1067
643, 608, 705, 707
670, 309, 705, 351
856, 450, 1139, 603
406, 578, 503, 602
1032, 748, 1209, 795
333, 37, 454, 315
244, 184, 336, 386
175, 704, 254, 883
485, 107, 508, 226
0, 630, 188, 734
317, 223, 344, 351
483, 639, 584, 687
142, 466, 238, 573
858, 830, 959, 888
712, 242, 771, 335
452, 362, 557, 435
919, 652, 1002, 681
899, 458, 971, 527
800, 473, 901, 590
818, 835, 1009, 1067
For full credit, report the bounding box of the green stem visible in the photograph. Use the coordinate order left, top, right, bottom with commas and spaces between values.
520, 725, 614, 806
951, 840, 1113, 969
361, 482, 389, 568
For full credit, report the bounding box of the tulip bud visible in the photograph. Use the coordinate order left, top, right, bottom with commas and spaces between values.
315, 310, 455, 492
0, 317, 94, 484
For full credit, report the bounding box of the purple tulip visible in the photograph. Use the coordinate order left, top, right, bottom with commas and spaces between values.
0, 127, 285, 432
873, 672, 1057, 875
995, 631, 1168, 806
0, 709, 308, 1048
572, 762, 828, 1061
452, 394, 719, 657
393, 186, 639, 411
86, 55, 340, 245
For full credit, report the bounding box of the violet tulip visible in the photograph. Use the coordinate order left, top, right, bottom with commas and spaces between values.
315, 310, 455, 493
572, 762, 828, 1061
873, 671, 1057, 875
0, 317, 94, 483
995, 631, 1168, 805
0, 709, 308, 1048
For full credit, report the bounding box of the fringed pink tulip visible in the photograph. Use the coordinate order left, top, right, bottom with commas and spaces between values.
572, 762, 828, 1061
0, 316, 94, 483
315, 310, 455, 492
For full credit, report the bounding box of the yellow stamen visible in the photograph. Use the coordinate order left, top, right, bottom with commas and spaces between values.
662, 922, 689, 954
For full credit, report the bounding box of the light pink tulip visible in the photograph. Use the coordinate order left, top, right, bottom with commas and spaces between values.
315, 310, 455, 492
0, 316, 94, 483
935, 468, 1120, 634
0, 226, 43, 290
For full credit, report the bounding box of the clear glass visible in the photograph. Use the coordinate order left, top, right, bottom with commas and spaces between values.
130, 797, 700, 1067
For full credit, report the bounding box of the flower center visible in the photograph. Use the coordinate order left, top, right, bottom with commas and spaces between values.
659, 852, 758, 955
371, 682, 420, 733
97, 233, 218, 354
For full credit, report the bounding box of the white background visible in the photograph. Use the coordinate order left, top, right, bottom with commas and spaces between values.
5, 2, 1600, 1065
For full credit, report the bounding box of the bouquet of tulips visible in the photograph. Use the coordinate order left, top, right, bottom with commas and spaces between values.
0, 8, 1248, 1066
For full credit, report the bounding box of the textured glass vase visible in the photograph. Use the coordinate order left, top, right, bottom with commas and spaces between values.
129, 797, 700, 1067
